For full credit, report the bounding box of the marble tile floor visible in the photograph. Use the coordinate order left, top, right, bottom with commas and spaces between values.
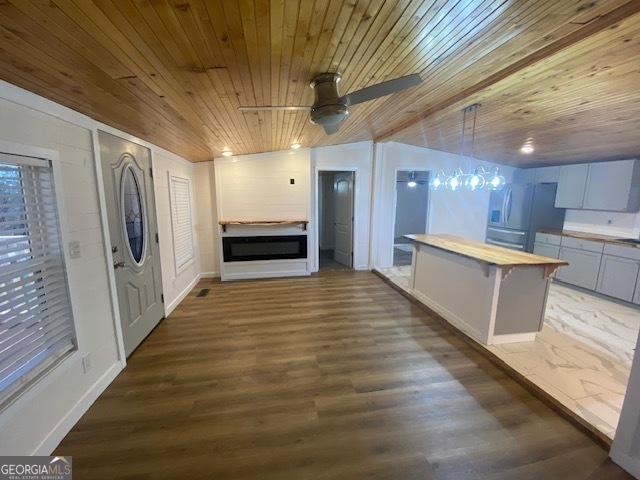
376, 265, 640, 440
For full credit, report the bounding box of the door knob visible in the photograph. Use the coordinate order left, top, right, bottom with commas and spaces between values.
113, 261, 125, 269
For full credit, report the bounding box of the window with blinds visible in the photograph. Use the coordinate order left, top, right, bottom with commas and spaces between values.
169, 175, 194, 274
0, 153, 76, 408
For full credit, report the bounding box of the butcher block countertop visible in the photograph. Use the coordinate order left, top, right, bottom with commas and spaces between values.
538, 228, 640, 248
405, 234, 569, 267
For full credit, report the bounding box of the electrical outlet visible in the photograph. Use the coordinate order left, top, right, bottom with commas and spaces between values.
68, 240, 81, 259
82, 353, 92, 374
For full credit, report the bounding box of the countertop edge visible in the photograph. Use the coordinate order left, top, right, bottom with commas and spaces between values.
405, 234, 569, 268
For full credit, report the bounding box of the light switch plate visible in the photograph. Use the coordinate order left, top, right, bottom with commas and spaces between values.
82, 353, 92, 374
68, 240, 81, 259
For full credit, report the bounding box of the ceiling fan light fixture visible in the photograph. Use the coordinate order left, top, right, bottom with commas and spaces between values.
221, 150, 233, 157
290, 143, 301, 150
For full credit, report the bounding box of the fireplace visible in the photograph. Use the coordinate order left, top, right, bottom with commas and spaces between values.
222, 235, 307, 262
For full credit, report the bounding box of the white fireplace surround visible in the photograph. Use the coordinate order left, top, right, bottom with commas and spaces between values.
218, 224, 310, 281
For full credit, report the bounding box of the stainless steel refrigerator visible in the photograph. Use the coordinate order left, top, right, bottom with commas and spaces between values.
486, 183, 565, 252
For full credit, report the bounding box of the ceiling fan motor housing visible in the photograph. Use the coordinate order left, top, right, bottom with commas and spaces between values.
309, 72, 348, 126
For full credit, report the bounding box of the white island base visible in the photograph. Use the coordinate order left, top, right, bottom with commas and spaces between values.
406, 235, 567, 345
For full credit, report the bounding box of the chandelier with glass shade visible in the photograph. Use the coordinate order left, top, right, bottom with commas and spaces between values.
429, 104, 506, 192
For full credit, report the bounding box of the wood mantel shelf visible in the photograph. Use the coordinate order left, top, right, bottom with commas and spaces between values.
219, 220, 308, 232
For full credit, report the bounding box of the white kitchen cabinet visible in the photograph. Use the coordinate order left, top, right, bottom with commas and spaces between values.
513, 168, 535, 184
556, 246, 601, 290
597, 254, 640, 302
534, 166, 560, 184
533, 242, 560, 259
555, 164, 589, 208
583, 159, 640, 212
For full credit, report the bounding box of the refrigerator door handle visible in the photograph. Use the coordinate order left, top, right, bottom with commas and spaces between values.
506, 188, 513, 222
486, 239, 524, 250
487, 227, 525, 235
501, 187, 510, 225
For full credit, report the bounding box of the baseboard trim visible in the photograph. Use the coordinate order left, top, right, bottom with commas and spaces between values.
490, 332, 538, 344
221, 270, 310, 281
33, 362, 122, 455
165, 274, 201, 317
199, 271, 220, 279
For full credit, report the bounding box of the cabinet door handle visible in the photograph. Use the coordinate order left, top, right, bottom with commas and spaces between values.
113, 261, 125, 269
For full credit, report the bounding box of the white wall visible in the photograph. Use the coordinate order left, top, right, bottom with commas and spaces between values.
371, 142, 515, 268
564, 209, 640, 238
193, 162, 219, 277
310, 141, 374, 271
0, 96, 121, 455
152, 151, 201, 315
215, 149, 310, 221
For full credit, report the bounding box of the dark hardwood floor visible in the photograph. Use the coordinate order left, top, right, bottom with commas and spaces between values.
56, 271, 631, 479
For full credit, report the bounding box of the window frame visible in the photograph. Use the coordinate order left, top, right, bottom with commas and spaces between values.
0, 148, 80, 412
167, 173, 195, 276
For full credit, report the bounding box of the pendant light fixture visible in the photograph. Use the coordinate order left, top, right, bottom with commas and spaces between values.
407, 171, 418, 188
428, 103, 506, 192
431, 170, 445, 190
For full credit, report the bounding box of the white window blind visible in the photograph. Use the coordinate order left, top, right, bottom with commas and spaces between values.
169, 175, 194, 273
0, 153, 76, 407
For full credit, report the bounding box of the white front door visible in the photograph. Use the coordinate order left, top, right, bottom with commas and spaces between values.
333, 172, 354, 267
99, 132, 164, 357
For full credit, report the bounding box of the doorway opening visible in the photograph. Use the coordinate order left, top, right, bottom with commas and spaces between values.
318, 171, 354, 270
393, 170, 429, 267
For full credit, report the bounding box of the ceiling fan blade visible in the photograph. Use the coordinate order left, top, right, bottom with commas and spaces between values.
342, 73, 422, 106
322, 123, 340, 135
238, 106, 310, 111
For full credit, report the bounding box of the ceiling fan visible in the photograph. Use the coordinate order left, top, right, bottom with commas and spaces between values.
238, 72, 422, 135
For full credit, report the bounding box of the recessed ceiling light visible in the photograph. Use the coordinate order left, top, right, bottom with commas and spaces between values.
520, 144, 534, 154
291, 143, 301, 150
222, 150, 233, 157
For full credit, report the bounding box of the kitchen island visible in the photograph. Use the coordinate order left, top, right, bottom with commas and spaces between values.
405, 234, 568, 345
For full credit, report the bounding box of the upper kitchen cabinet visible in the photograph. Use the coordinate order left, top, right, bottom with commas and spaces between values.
513, 166, 560, 184
513, 168, 536, 184
583, 160, 640, 211
554, 159, 640, 211
534, 166, 560, 184
555, 164, 589, 208
512, 166, 560, 184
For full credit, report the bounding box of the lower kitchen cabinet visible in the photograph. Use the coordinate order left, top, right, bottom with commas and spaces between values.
533, 242, 560, 259
556, 247, 601, 290
596, 254, 640, 302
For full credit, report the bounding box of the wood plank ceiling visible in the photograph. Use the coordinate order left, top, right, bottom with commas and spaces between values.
0, 0, 639, 165
385, 7, 640, 166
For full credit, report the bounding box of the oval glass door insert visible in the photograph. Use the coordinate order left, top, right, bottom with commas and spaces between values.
122, 165, 145, 264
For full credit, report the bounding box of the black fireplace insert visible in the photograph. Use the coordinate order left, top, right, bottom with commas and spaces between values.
222, 235, 307, 262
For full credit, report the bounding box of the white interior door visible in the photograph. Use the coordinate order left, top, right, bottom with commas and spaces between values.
99, 131, 164, 357
333, 172, 354, 267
